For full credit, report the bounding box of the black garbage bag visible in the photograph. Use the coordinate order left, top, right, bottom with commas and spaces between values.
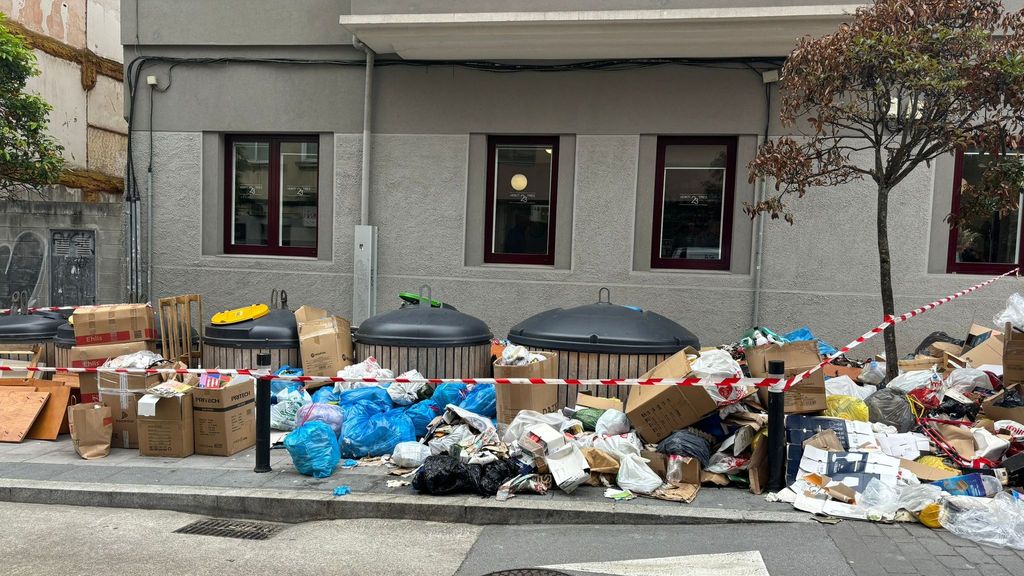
413, 455, 475, 495
997, 388, 1024, 408
475, 458, 521, 496
865, 388, 915, 433
913, 331, 964, 357
655, 429, 712, 467
936, 397, 981, 421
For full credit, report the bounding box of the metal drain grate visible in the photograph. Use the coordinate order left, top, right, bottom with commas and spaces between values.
483, 571, 571, 576
173, 519, 284, 541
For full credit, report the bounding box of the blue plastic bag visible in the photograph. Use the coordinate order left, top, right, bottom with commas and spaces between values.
284, 421, 340, 478
339, 386, 392, 410
406, 399, 443, 438
270, 366, 304, 396
459, 384, 496, 417
312, 386, 341, 404
339, 405, 415, 458
431, 382, 469, 408
783, 326, 838, 357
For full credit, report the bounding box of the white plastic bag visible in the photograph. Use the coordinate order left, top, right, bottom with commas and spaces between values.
595, 409, 630, 436
859, 361, 886, 386
391, 441, 431, 468
616, 453, 663, 494
428, 424, 473, 456
502, 410, 569, 444
336, 357, 394, 391
886, 370, 932, 393
973, 427, 1010, 461
944, 368, 994, 394
688, 349, 742, 378
387, 370, 428, 406
270, 385, 312, 431
940, 492, 1024, 550
825, 375, 876, 400
592, 433, 643, 459
994, 292, 1024, 331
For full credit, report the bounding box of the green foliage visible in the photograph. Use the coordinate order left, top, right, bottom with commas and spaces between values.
0, 13, 64, 198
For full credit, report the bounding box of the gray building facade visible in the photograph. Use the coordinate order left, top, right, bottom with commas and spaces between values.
121, 1, 1024, 355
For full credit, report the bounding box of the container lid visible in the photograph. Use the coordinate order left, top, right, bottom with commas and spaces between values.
54, 322, 76, 348
355, 286, 491, 346
204, 308, 298, 349
0, 313, 63, 343
507, 287, 700, 354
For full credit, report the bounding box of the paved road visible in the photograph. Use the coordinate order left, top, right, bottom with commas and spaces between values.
2, 502, 1022, 576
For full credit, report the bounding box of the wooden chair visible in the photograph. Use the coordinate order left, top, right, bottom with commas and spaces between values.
158, 295, 203, 368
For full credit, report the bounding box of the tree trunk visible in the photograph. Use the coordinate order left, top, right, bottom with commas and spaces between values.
877, 185, 900, 382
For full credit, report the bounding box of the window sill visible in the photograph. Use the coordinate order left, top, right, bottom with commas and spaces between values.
212, 253, 321, 262
465, 263, 569, 272
634, 267, 739, 276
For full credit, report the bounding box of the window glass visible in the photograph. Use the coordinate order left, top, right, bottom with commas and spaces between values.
658, 143, 729, 262
279, 142, 319, 248
954, 152, 1021, 265
232, 141, 270, 247
491, 144, 553, 256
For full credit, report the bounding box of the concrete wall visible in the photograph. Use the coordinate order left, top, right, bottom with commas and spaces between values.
122, 2, 1024, 361
2, 0, 126, 306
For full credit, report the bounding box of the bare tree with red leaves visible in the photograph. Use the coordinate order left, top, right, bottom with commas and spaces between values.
749, 0, 1024, 380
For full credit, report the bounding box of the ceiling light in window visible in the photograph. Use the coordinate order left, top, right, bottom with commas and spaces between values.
545, 148, 553, 155
511, 174, 528, 191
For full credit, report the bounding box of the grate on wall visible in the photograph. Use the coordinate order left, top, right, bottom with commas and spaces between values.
173, 518, 284, 541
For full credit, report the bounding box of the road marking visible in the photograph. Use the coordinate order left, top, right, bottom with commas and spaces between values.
539, 550, 770, 576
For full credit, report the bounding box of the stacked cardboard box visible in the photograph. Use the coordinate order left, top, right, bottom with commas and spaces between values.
71, 304, 157, 404
193, 377, 257, 456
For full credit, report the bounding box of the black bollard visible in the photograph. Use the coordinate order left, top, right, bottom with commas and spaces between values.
766, 359, 787, 492
254, 352, 272, 473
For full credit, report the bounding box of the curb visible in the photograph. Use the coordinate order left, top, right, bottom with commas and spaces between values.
0, 479, 812, 526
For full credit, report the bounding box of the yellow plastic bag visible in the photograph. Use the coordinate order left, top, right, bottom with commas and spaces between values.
916, 502, 942, 529
915, 455, 959, 474
824, 395, 869, 422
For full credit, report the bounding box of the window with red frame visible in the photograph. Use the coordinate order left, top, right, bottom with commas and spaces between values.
224, 135, 319, 257
651, 136, 736, 270
947, 150, 1022, 274
484, 136, 559, 265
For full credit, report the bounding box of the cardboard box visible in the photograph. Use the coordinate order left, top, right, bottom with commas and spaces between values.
748, 340, 826, 414
294, 306, 353, 384
192, 377, 256, 456
642, 450, 668, 480
137, 393, 194, 458
493, 351, 559, 425
625, 349, 717, 444
72, 304, 156, 345
962, 324, 1004, 368
97, 371, 163, 449
69, 341, 155, 369
79, 373, 99, 403
983, 387, 1024, 423
519, 423, 566, 456
1003, 323, 1024, 385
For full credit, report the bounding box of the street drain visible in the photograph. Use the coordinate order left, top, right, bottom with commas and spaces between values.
483, 571, 571, 576
173, 518, 284, 541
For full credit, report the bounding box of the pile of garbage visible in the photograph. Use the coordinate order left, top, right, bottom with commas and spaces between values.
276, 309, 1024, 550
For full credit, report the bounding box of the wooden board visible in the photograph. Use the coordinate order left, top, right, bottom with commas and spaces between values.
50, 373, 80, 389
25, 385, 71, 441
0, 391, 50, 443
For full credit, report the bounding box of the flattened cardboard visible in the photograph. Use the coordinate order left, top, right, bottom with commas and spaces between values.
192, 378, 256, 456
138, 394, 194, 458
929, 342, 963, 358
748, 437, 768, 495
576, 392, 624, 412
962, 325, 1004, 368
0, 391, 50, 442
72, 303, 156, 345
642, 450, 669, 480
493, 351, 559, 424
625, 350, 717, 444
295, 306, 353, 384
69, 341, 154, 369
900, 458, 957, 482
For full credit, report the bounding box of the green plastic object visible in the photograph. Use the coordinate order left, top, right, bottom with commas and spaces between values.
399, 292, 444, 308
575, 408, 606, 432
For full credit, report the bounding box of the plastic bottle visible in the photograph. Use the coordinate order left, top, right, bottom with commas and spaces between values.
931, 473, 1002, 497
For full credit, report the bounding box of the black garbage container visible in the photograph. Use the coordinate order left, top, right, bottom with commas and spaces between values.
354, 287, 492, 378
204, 308, 300, 370
0, 311, 65, 374
507, 288, 700, 406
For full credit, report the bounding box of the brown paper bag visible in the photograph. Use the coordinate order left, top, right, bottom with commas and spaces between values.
68, 403, 112, 459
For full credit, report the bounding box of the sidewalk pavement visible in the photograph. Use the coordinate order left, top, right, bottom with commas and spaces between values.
0, 437, 806, 525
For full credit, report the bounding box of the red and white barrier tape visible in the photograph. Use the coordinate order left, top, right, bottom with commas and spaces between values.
0, 305, 79, 315
782, 267, 1018, 390
2, 268, 1015, 390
